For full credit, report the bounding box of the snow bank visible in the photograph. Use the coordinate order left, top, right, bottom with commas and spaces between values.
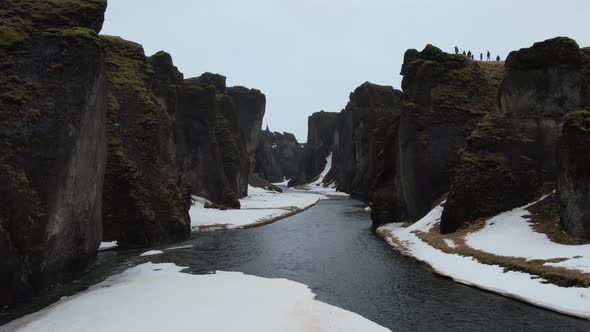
98, 241, 118, 251
139, 250, 163, 257
2, 263, 390, 332
190, 186, 327, 231
465, 205, 590, 273
298, 153, 350, 197
378, 202, 590, 320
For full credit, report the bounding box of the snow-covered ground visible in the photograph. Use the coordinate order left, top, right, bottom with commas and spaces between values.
378, 200, 590, 320
294, 153, 350, 197
98, 241, 118, 251
2, 263, 390, 332
190, 186, 327, 231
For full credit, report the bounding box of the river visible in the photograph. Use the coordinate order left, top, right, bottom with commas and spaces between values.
2, 194, 589, 331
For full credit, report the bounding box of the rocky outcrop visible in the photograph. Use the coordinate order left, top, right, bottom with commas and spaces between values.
498, 37, 590, 178
441, 37, 590, 233
398, 45, 502, 223
327, 82, 402, 198
101, 36, 190, 248
289, 111, 339, 186
558, 110, 590, 240
0, 0, 108, 305
254, 128, 304, 183
227, 86, 266, 171
174, 73, 266, 207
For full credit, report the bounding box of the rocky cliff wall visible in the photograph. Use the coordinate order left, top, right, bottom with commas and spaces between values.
0, 0, 108, 305
398, 45, 502, 223
441, 37, 590, 233
254, 128, 304, 183
100, 36, 191, 248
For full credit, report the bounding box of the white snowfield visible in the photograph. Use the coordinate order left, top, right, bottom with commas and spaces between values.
378, 201, 590, 320
190, 186, 327, 231
296, 153, 350, 197
98, 241, 118, 251
2, 263, 391, 332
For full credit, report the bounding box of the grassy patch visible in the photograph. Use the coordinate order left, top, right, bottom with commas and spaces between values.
413, 219, 590, 288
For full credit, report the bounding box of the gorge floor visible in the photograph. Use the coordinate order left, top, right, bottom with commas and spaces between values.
2, 195, 590, 331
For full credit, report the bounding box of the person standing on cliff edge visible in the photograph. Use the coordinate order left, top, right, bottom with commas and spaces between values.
480, 53, 483, 61
487, 51, 491, 61
496, 55, 501, 61
454, 46, 459, 54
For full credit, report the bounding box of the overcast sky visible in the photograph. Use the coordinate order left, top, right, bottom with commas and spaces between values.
102, 0, 590, 142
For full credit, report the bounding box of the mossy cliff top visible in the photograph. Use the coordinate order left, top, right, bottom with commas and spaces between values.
401, 44, 504, 115
148, 50, 184, 84
562, 110, 590, 134
185, 72, 227, 92
348, 82, 402, 109
0, 0, 106, 49
506, 37, 583, 70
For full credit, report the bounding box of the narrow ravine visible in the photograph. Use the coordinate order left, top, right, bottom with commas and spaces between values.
2, 193, 590, 331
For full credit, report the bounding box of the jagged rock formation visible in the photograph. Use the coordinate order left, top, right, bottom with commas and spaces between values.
227, 86, 266, 171
398, 45, 503, 224
289, 111, 339, 186
0, 0, 108, 305
327, 82, 402, 197
558, 110, 590, 239
173, 73, 265, 207
100, 36, 190, 248
441, 37, 590, 233
254, 128, 304, 183
0, 0, 271, 307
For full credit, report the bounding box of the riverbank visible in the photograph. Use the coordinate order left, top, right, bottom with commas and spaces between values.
189, 186, 329, 231
377, 194, 590, 320
1, 262, 390, 332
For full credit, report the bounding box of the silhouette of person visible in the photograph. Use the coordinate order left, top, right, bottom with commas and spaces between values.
487, 51, 491, 61
480, 53, 483, 61
496, 55, 501, 61
454, 46, 459, 55
463, 50, 466, 56
467, 50, 472, 59
471, 54, 475, 60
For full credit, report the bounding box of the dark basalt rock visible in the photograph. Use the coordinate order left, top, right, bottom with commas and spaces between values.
289, 111, 339, 186
398, 45, 503, 223
227, 86, 266, 172
254, 128, 304, 183
0, 0, 107, 305
328, 82, 402, 198
174, 73, 262, 208
558, 110, 590, 240
101, 36, 190, 248
174, 77, 239, 208
440, 114, 541, 233
498, 37, 590, 177
441, 37, 590, 233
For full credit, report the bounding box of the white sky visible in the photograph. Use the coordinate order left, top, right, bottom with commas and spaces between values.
102, 0, 590, 141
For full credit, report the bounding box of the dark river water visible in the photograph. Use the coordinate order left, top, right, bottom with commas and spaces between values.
2, 193, 590, 331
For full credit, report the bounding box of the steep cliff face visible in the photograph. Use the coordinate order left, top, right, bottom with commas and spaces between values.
441, 37, 590, 233
174, 74, 238, 207
328, 82, 402, 199
254, 128, 304, 183
398, 45, 501, 223
174, 73, 264, 207
498, 37, 590, 177
558, 110, 590, 240
290, 111, 339, 186
227, 86, 266, 171
0, 0, 107, 305
101, 36, 190, 248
